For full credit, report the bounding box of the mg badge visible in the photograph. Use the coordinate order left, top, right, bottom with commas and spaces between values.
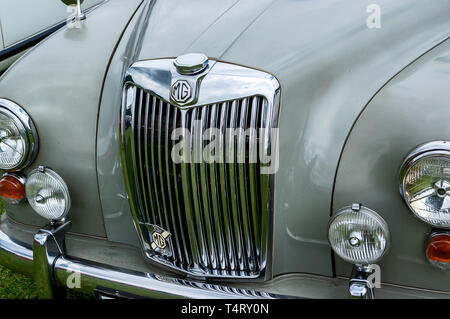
147, 224, 173, 257
152, 231, 169, 249
171, 80, 192, 104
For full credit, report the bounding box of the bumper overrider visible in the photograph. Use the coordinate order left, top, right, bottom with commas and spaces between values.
0, 218, 286, 299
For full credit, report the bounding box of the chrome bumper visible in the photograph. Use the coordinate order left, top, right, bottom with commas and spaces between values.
0, 220, 284, 299
2, 218, 450, 299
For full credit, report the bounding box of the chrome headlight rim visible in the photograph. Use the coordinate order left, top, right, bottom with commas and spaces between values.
399, 141, 450, 228
327, 205, 390, 265
0, 98, 39, 171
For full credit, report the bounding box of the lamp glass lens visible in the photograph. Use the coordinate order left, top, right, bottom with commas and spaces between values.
403, 156, 450, 227
0, 112, 26, 170
328, 207, 389, 264
26, 170, 70, 220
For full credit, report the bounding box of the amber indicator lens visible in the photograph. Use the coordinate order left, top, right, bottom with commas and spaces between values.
0, 175, 26, 203
426, 234, 450, 270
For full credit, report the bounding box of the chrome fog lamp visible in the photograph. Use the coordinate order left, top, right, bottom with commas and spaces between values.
328, 204, 390, 265
400, 141, 450, 228
0, 99, 38, 171
25, 167, 70, 221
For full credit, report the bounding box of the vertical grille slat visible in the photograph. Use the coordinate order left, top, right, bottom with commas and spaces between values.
227, 100, 246, 272
218, 102, 237, 273
248, 96, 261, 261
157, 100, 171, 231
144, 94, 157, 224
130, 88, 147, 224
170, 107, 191, 266
208, 104, 228, 272
188, 108, 210, 270
149, 97, 163, 226
136, 90, 150, 225
163, 103, 184, 265
259, 98, 271, 268
238, 98, 256, 273
198, 106, 219, 272
123, 85, 276, 278
179, 112, 201, 269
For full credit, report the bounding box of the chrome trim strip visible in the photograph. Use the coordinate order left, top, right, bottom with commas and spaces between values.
0, 1, 106, 62
0, 21, 66, 62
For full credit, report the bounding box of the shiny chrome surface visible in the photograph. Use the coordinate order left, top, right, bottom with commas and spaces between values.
120, 58, 280, 279
54, 257, 282, 299
75, 0, 87, 20
2, 219, 450, 298
399, 141, 450, 228
173, 53, 209, 75
33, 220, 71, 298
0, 221, 284, 299
0, 98, 39, 171
349, 265, 375, 299
62, 0, 86, 20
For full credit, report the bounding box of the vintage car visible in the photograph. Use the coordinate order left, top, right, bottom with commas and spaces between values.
0, 0, 103, 71
0, 0, 449, 299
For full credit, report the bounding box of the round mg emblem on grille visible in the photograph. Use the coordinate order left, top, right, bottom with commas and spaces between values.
171, 80, 192, 104
152, 232, 168, 249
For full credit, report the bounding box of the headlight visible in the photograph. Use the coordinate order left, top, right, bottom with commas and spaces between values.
399, 141, 450, 228
328, 204, 390, 265
25, 167, 70, 221
0, 99, 38, 171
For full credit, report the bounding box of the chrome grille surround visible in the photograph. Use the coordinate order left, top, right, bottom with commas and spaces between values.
120, 58, 280, 280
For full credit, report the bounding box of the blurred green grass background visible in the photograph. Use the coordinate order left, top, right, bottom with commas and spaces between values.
0, 200, 39, 298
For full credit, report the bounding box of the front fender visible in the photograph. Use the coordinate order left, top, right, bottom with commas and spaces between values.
0, 0, 143, 237
334, 39, 450, 292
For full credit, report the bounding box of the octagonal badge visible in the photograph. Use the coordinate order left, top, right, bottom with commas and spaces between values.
171, 80, 192, 104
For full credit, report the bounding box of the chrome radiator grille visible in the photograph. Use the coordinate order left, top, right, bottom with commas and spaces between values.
120, 58, 280, 279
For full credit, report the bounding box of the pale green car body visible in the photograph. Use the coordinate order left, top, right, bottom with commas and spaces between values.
0, 0, 103, 71
0, 0, 450, 298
